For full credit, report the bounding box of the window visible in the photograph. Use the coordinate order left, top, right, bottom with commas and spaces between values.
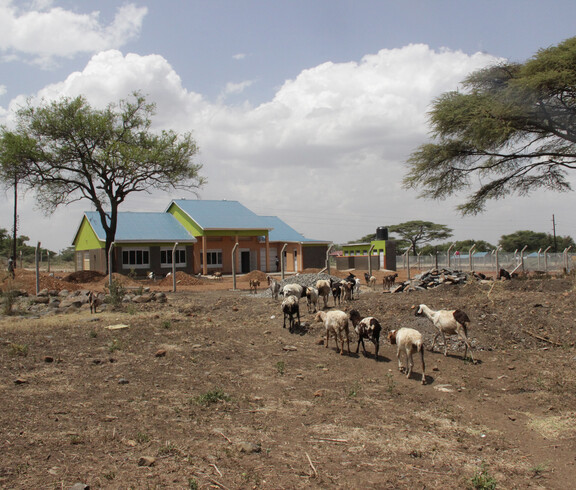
122, 248, 150, 268
200, 249, 223, 268
161, 247, 187, 267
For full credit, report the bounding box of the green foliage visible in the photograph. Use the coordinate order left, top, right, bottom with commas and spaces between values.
0, 228, 55, 263
276, 361, 285, 375
348, 381, 360, 398
388, 220, 453, 254
470, 462, 497, 489
405, 36, 576, 214
1, 92, 205, 271
9, 342, 28, 356
107, 339, 123, 353
136, 432, 151, 444
2, 289, 18, 315
419, 239, 496, 255
105, 279, 126, 307
499, 230, 575, 253
192, 388, 231, 406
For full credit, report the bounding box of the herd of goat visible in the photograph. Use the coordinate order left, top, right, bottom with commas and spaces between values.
269, 273, 474, 385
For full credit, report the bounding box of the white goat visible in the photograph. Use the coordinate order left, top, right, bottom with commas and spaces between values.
267, 276, 281, 300
388, 328, 427, 384
305, 286, 319, 313
316, 279, 331, 309
368, 275, 376, 289
315, 310, 350, 355
414, 304, 475, 363
281, 283, 306, 300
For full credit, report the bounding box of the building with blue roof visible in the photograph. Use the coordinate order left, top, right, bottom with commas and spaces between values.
73, 200, 331, 275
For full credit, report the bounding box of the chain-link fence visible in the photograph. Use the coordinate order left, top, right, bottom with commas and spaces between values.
396, 251, 575, 275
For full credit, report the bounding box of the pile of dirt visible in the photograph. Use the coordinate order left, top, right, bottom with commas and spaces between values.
157, 271, 204, 287
240, 270, 269, 283
62, 270, 106, 283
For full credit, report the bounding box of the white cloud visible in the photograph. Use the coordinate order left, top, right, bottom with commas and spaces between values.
232, 53, 246, 60
223, 80, 254, 96
5, 44, 573, 252
0, 1, 147, 67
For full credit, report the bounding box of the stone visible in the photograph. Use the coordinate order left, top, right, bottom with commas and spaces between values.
138, 456, 156, 467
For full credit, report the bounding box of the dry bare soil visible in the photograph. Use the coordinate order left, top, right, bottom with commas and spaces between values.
1, 268, 576, 489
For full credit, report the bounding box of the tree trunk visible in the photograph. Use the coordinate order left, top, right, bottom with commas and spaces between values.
12, 176, 17, 264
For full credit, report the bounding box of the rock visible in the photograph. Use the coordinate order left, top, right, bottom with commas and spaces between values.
155, 349, 167, 357
118, 378, 129, 385
44, 356, 54, 363
69, 483, 89, 490
235, 441, 261, 453
138, 456, 156, 467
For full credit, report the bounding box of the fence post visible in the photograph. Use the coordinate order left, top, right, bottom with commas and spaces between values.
520, 245, 528, 273
468, 244, 476, 272
543, 246, 551, 273
172, 242, 179, 292
447, 243, 455, 269
35, 242, 41, 295
495, 246, 502, 279
537, 248, 542, 270
231, 243, 239, 290
325, 244, 334, 275
563, 246, 572, 274
404, 250, 411, 281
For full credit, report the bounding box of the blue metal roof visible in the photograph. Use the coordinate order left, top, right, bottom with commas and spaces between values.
168, 199, 272, 230
84, 211, 196, 243
260, 216, 330, 244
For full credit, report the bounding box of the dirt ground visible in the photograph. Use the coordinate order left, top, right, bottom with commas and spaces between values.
1, 267, 576, 489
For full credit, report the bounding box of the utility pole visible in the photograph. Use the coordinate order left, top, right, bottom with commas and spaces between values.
552, 214, 558, 253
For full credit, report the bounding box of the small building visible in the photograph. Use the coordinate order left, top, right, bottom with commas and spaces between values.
338, 227, 396, 271
72, 200, 331, 276
72, 212, 196, 276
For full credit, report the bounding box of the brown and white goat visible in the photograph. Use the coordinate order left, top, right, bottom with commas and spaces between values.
349, 309, 382, 360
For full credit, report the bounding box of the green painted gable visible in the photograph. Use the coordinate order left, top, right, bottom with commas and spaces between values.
74, 216, 104, 251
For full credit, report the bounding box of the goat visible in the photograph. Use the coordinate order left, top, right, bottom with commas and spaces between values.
330, 278, 342, 306
414, 304, 475, 363
382, 273, 398, 290
315, 310, 350, 355
213, 271, 223, 280
349, 309, 382, 360
267, 276, 281, 300
305, 286, 319, 313
368, 275, 376, 290
282, 295, 300, 333
87, 291, 103, 314
388, 328, 426, 384
280, 283, 306, 299
316, 279, 331, 309
341, 280, 353, 302
364, 272, 371, 284
249, 279, 260, 294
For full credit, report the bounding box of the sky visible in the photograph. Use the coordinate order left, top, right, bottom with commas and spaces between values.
1, 0, 576, 253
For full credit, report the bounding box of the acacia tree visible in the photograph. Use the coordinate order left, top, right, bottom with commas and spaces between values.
0, 92, 205, 272
0, 132, 37, 262
499, 230, 575, 253
388, 220, 452, 254
404, 36, 576, 214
